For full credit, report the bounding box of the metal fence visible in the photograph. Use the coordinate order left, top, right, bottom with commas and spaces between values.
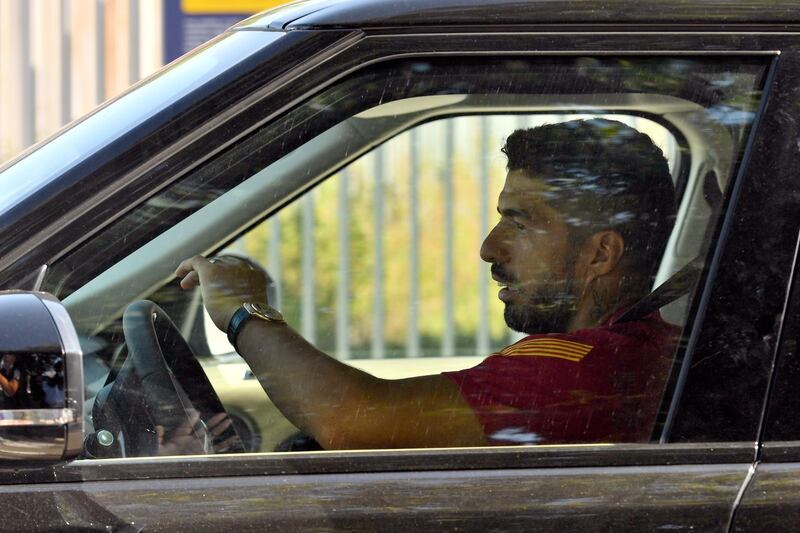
0, 0, 163, 165
224, 115, 541, 360
221, 113, 676, 361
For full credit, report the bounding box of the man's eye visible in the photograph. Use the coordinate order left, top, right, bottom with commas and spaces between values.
514, 221, 526, 230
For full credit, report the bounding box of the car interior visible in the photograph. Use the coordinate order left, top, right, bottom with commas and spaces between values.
36, 56, 757, 456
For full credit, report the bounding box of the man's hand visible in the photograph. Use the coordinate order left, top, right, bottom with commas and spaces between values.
175, 255, 268, 331
156, 412, 236, 456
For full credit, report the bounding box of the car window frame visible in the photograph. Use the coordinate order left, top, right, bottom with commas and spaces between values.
0, 28, 793, 485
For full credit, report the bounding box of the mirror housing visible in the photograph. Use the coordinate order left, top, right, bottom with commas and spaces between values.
0, 291, 83, 461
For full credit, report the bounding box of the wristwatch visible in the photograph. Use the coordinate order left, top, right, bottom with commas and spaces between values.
226, 302, 285, 352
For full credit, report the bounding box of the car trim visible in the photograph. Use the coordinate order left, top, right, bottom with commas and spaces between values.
49, 442, 756, 484
229, 0, 800, 30
0, 408, 74, 427
760, 442, 800, 462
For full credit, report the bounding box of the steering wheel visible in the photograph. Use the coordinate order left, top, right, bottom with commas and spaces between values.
88, 300, 243, 458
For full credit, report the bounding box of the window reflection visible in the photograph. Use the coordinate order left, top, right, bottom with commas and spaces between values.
0, 354, 65, 409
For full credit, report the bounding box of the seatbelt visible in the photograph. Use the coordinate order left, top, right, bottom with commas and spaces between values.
612, 168, 722, 325
611, 256, 704, 325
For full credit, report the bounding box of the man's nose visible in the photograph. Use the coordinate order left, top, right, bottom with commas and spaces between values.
480, 226, 507, 264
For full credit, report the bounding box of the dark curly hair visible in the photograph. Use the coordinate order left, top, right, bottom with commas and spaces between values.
502, 118, 676, 287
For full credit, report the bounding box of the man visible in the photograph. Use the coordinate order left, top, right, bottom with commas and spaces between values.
0, 353, 21, 409
176, 119, 679, 449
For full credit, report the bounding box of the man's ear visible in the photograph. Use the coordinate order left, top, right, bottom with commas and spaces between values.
581, 230, 625, 280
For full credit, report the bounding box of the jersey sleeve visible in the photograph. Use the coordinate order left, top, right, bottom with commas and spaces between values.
442, 331, 664, 445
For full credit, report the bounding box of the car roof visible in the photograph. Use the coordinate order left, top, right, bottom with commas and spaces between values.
235, 0, 800, 31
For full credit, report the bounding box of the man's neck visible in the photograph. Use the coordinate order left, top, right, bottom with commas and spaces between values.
566, 306, 615, 332
566, 282, 644, 332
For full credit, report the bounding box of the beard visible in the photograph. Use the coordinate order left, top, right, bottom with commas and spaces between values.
492, 264, 578, 335
503, 289, 577, 334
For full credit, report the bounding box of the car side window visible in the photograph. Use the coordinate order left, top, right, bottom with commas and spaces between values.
197, 113, 687, 451
44, 56, 767, 457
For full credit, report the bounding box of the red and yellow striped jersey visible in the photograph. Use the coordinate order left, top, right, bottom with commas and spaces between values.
443, 311, 680, 445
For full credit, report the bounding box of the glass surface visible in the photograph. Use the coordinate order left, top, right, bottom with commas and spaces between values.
209, 114, 680, 359
0, 30, 281, 217
42, 56, 767, 456
0, 353, 65, 409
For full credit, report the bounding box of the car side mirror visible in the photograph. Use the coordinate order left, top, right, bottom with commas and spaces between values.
0, 291, 83, 461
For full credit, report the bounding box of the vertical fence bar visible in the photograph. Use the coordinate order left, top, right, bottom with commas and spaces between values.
477, 116, 491, 356
129, 0, 140, 84
95, 0, 105, 104
68, 0, 99, 118
268, 216, 283, 311
32, 0, 68, 144
138, 0, 164, 78
442, 120, 455, 357
372, 150, 385, 358
301, 192, 316, 344
60, 0, 71, 125
407, 130, 421, 358
0, 1, 24, 160
0, 3, 6, 158
20, 0, 35, 148
336, 170, 351, 359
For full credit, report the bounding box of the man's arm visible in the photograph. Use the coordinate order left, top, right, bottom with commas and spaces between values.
0, 371, 19, 397
236, 319, 485, 449
176, 256, 486, 450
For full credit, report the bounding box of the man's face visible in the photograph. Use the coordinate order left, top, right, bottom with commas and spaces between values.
2, 354, 15, 370
480, 170, 580, 334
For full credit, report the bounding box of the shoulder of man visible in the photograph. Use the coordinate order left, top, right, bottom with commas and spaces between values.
497, 315, 678, 364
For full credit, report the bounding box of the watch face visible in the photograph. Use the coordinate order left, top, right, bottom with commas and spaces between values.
248, 302, 285, 322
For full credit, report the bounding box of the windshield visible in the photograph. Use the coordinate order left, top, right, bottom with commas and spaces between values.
0, 30, 282, 218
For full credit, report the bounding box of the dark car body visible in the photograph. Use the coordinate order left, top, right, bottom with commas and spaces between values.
1, 1, 800, 530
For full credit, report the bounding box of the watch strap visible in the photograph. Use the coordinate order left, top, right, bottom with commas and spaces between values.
226, 306, 252, 352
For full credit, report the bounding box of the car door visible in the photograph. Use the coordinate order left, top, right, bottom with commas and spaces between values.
0, 16, 796, 532
732, 230, 800, 531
